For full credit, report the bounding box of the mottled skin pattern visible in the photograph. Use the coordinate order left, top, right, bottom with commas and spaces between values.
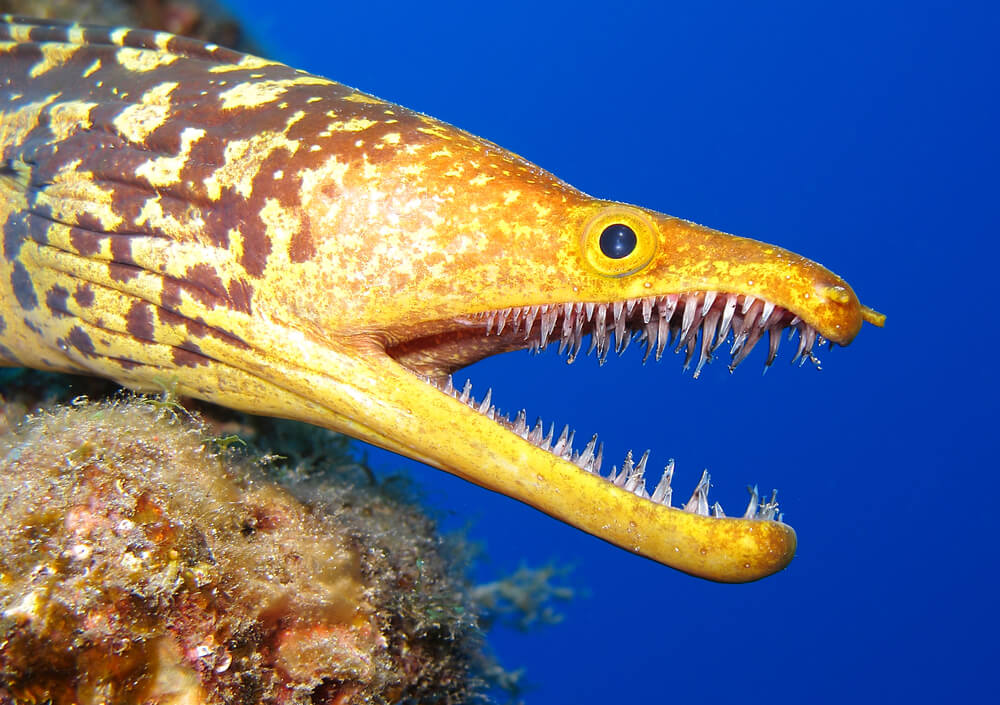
0, 17, 882, 582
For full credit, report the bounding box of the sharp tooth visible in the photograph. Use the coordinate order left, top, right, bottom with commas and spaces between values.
613, 300, 627, 353
523, 305, 539, 339
642, 297, 653, 323
552, 425, 571, 456
484, 310, 496, 335
477, 388, 492, 414
528, 418, 545, 444
678, 293, 699, 348
593, 442, 603, 475
540, 307, 558, 348
655, 312, 670, 361
701, 290, 717, 316
741, 295, 756, 314
759, 301, 775, 327
623, 450, 650, 497
759, 490, 780, 520
682, 332, 697, 370
650, 460, 674, 505
764, 327, 782, 368
659, 294, 678, 323
625, 298, 638, 316
683, 469, 711, 516
642, 319, 658, 363
789, 315, 801, 326
459, 379, 473, 404
613, 451, 634, 487
694, 310, 720, 378
575, 434, 599, 470
496, 308, 511, 334
443, 375, 455, 396
713, 294, 738, 353
730, 300, 761, 359
744, 485, 760, 519
730, 324, 764, 371
541, 422, 555, 452
513, 409, 528, 437
562, 302, 575, 338
796, 325, 817, 366
584, 302, 596, 321
561, 430, 576, 459
711, 502, 725, 518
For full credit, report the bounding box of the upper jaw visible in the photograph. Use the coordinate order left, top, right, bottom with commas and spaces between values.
383, 286, 846, 381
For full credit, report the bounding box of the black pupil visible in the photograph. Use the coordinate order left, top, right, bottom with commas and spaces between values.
599, 224, 637, 259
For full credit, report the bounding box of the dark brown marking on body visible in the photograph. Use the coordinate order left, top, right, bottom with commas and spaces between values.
0, 315, 5, 334
237, 211, 271, 278
73, 284, 95, 308
183, 263, 228, 309
45, 285, 71, 318
108, 261, 142, 284
66, 326, 96, 358
227, 278, 253, 315
10, 261, 38, 310
3, 211, 27, 259
125, 300, 154, 341
0, 344, 18, 364
23, 318, 42, 337
172, 343, 210, 368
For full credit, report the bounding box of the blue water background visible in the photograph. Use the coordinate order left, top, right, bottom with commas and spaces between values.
232, 2, 996, 702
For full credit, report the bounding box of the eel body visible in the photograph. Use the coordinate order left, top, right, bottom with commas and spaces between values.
0, 17, 883, 582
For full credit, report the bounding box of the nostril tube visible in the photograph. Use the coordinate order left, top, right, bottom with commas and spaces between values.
821, 284, 851, 304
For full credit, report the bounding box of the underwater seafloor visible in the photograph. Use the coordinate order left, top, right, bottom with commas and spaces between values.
1, 0, 996, 703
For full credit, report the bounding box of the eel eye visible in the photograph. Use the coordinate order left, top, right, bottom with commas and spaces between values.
580, 206, 657, 277
599, 224, 637, 259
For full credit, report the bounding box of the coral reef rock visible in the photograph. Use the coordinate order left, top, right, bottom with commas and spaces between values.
0, 398, 484, 704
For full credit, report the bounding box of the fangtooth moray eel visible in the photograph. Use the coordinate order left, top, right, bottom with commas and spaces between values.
0, 16, 883, 582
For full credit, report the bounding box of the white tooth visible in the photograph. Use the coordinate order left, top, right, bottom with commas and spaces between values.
496, 308, 511, 334
613, 301, 627, 352
561, 430, 576, 459
552, 425, 571, 456
744, 485, 760, 519
460, 379, 473, 404
484, 311, 496, 335
613, 451, 634, 487
650, 460, 674, 505
741, 295, 756, 314
523, 305, 539, 339
642, 320, 658, 363
624, 450, 650, 497
626, 298, 638, 316
714, 294, 738, 352
759, 301, 775, 327
683, 469, 711, 516
765, 327, 781, 368
789, 315, 801, 326
486, 406, 496, 420
679, 293, 698, 344
593, 442, 604, 475
513, 409, 528, 437
585, 302, 596, 321
759, 490, 779, 520
541, 423, 555, 452
575, 434, 598, 470
528, 418, 545, 444
642, 296, 653, 323
562, 302, 575, 339
659, 294, 678, 322
444, 375, 455, 396
711, 502, 725, 518
655, 313, 669, 361
694, 311, 720, 378
613, 300, 624, 323
701, 290, 717, 316
477, 388, 492, 413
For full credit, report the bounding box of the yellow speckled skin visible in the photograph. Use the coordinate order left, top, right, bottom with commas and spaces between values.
0, 17, 881, 582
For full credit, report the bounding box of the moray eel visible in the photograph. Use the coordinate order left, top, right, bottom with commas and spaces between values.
0, 16, 883, 582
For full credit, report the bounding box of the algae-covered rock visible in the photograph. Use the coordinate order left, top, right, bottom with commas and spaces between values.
0, 398, 485, 704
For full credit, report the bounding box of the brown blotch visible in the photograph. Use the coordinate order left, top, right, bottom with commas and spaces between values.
171, 343, 210, 368
125, 301, 155, 341
110, 234, 137, 266
183, 263, 228, 308
160, 278, 182, 311
45, 285, 71, 318
237, 211, 272, 278
69, 227, 103, 257
287, 226, 315, 264
66, 326, 96, 358
228, 278, 254, 315
108, 261, 141, 284
73, 284, 95, 308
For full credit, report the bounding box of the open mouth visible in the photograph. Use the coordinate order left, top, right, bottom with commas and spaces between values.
388, 289, 827, 524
